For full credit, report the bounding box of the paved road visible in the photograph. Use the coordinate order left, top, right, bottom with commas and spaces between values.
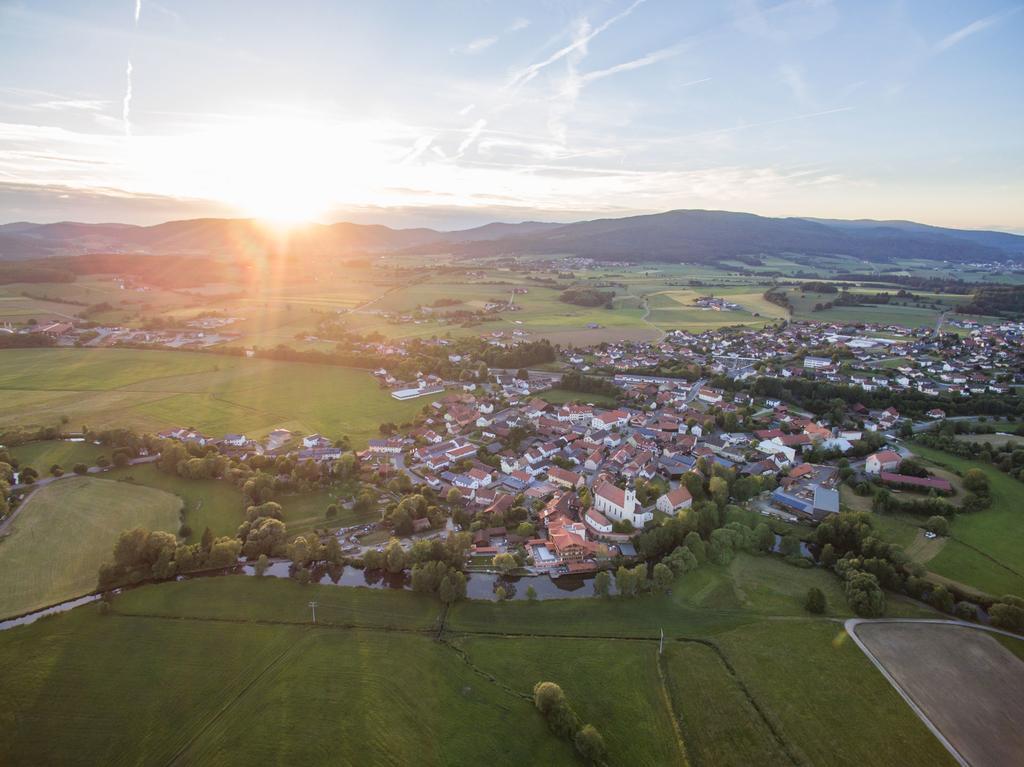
911, 415, 986, 434
9, 454, 158, 492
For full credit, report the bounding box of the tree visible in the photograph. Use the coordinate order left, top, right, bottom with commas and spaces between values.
779, 534, 802, 558
593, 570, 611, 597
845, 571, 886, 617
754, 522, 775, 552
73, 462, 88, 475
492, 552, 517, 573
683, 531, 707, 562
526, 585, 538, 601
653, 562, 673, 593
574, 724, 608, 765
385, 539, 407, 573
804, 587, 826, 614
614, 565, 637, 598
962, 468, 989, 494
924, 515, 949, 536
254, 553, 269, 576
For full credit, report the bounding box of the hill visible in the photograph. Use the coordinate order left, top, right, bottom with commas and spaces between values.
2, 209, 1021, 264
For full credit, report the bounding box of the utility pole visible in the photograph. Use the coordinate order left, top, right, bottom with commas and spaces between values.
308, 601, 318, 624
659, 627, 664, 656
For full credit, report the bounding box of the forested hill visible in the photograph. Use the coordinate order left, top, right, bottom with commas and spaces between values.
2, 209, 1022, 264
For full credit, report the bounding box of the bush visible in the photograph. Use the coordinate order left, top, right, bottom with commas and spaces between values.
924, 516, 949, 536
72, 462, 89, 475
804, 587, 826, 614
574, 724, 608, 765
178, 524, 192, 539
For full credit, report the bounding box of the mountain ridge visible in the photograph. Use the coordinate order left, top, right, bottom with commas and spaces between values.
1, 209, 1021, 263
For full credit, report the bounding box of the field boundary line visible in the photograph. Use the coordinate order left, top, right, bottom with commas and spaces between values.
164, 628, 312, 767
654, 647, 692, 766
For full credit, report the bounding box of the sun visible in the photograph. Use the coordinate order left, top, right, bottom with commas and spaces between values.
217, 117, 341, 224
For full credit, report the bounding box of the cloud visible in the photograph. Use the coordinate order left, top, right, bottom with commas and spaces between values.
456, 119, 487, 156
34, 98, 109, 112
508, 18, 530, 33
506, 0, 647, 90
452, 35, 498, 55
122, 59, 133, 136
581, 43, 684, 84
458, 103, 476, 116
779, 64, 810, 106
134, 0, 141, 24
934, 7, 1021, 53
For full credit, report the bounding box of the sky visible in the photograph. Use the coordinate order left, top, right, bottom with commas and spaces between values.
0, 0, 1022, 231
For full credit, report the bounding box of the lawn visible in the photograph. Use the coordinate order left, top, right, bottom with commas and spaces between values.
0, 348, 432, 447
9, 440, 106, 474
0, 476, 182, 618
910, 444, 1024, 598
106, 463, 245, 541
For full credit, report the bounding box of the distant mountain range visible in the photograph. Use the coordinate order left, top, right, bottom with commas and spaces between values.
1, 209, 1021, 264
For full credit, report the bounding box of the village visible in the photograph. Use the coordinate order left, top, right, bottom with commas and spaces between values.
142, 310, 1023, 580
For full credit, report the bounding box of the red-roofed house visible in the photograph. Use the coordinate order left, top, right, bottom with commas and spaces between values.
866, 450, 901, 475
656, 486, 693, 515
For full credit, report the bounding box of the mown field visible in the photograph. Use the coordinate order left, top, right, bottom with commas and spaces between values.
910, 444, 1024, 598
0, 476, 181, 618
0, 348, 431, 446
9, 439, 106, 474
0, 563, 957, 767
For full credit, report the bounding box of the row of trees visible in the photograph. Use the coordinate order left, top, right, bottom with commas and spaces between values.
533, 682, 607, 765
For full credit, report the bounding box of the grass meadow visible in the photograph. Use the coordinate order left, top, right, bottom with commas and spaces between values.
911, 444, 1024, 598
0, 476, 181, 618
0, 348, 431, 446
0, 562, 957, 766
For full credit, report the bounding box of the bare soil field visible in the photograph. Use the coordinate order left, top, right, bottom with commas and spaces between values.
853, 622, 1024, 767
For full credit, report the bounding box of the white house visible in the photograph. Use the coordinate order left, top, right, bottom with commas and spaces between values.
593, 480, 652, 528
865, 450, 901, 475
656, 486, 693, 515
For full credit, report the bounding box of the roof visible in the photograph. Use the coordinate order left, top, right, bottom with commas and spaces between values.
662, 486, 692, 507
870, 450, 901, 464
593, 479, 626, 509
880, 472, 952, 492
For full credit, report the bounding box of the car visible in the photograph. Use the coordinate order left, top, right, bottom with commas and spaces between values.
924, 531, 937, 540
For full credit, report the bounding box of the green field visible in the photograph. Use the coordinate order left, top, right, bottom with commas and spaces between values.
0, 476, 182, 618
0, 569, 956, 766
0, 348, 432, 447
910, 444, 1024, 598
9, 440, 106, 474
107, 463, 245, 541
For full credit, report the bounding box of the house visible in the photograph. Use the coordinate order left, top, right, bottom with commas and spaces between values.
584, 507, 613, 535
367, 438, 403, 454
803, 356, 832, 369
697, 387, 723, 404
592, 480, 652, 528
303, 433, 331, 449
656, 486, 693, 515
865, 450, 901, 475
222, 434, 247, 447
927, 408, 947, 420
547, 466, 583, 489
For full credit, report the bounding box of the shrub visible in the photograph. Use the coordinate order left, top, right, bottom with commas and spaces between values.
804, 587, 826, 614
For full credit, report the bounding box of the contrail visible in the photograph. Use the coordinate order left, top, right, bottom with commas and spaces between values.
122, 59, 133, 136
124, 1, 140, 136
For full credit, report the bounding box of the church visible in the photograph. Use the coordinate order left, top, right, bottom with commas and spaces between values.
592, 479, 652, 528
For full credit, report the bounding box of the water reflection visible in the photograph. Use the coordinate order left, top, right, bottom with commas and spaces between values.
240, 561, 600, 600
